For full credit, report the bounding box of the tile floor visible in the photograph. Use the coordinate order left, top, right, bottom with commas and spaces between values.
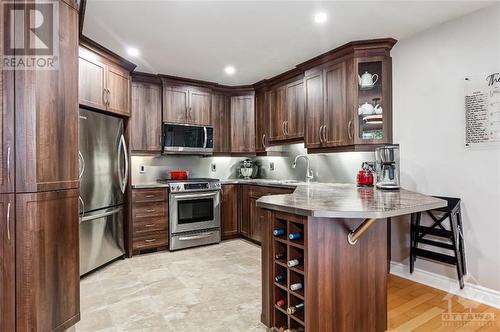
74, 239, 267, 332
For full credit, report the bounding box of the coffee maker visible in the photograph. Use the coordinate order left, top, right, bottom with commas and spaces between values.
375, 145, 400, 189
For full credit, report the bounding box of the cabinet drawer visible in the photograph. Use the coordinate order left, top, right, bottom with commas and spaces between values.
132, 202, 167, 218
132, 188, 167, 203
133, 231, 168, 250
133, 216, 168, 236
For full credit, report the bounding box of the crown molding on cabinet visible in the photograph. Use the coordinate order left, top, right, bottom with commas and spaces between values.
80, 35, 137, 72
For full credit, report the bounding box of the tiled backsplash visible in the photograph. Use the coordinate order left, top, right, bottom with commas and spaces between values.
131, 144, 374, 185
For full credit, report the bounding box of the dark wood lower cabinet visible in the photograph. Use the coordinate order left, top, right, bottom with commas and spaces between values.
131, 188, 169, 254
221, 185, 239, 239
16, 189, 80, 332
239, 185, 294, 244
0, 194, 15, 332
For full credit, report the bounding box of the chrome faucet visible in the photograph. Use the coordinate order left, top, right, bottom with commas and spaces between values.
292, 155, 314, 183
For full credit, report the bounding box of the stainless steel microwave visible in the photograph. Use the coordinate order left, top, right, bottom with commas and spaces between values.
162, 123, 214, 155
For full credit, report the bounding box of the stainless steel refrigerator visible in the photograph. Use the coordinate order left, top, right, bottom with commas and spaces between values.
79, 109, 128, 275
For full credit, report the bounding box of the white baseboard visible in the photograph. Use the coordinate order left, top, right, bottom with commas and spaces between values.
390, 261, 500, 309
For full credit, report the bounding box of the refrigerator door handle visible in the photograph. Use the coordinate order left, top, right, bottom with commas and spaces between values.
119, 134, 129, 193
78, 150, 85, 180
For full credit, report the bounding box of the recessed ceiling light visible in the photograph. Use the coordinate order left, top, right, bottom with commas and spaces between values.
126, 47, 140, 57
314, 12, 327, 24
224, 65, 236, 75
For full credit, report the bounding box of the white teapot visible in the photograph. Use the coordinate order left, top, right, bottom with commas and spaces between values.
358, 71, 378, 89
358, 102, 382, 115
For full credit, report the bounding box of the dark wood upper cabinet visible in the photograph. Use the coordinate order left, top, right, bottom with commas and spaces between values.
189, 89, 212, 125
268, 77, 305, 144
323, 61, 350, 147
79, 47, 131, 117
304, 71, 324, 149
107, 65, 131, 116
285, 79, 305, 139
230, 94, 255, 154
15, 1, 79, 193
221, 184, 239, 239
16, 189, 80, 331
0, 58, 14, 194
163, 81, 212, 126
305, 41, 394, 152
78, 52, 107, 110
212, 92, 231, 154
130, 82, 163, 151
255, 90, 268, 153
163, 84, 190, 123
0, 194, 15, 332
305, 61, 350, 149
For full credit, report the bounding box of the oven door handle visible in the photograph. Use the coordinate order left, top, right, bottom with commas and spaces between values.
178, 232, 214, 241
172, 192, 219, 199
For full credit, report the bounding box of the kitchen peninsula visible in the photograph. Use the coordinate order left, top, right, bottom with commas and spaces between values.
256, 183, 446, 332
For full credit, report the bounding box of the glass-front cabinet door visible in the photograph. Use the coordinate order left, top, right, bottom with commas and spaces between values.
353, 56, 392, 145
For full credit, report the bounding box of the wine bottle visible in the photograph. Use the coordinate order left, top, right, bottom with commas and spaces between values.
276, 299, 286, 307
275, 252, 286, 260
274, 274, 286, 283
287, 302, 304, 314
290, 282, 303, 291
284, 328, 304, 332
273, 228, 286, 236
288, 232, 302, 240
287, 258, 302, 267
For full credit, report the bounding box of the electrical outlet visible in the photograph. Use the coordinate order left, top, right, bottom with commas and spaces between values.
139, 165, 146, 174
270, 162, 275, 171
211, 163, 216, 172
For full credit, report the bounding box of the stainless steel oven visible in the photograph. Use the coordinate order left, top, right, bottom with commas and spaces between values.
167, 179, 221, 250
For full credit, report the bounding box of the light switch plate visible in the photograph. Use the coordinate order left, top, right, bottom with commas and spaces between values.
211, 163, 216, 172
270, 162, 275, 171
139, 165, 146, 174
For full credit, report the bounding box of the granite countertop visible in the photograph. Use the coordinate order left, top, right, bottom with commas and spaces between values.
131, 178, 304, 189
255, 183, 447, 219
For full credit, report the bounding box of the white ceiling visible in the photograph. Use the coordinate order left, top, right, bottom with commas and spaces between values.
83, 1, 493, 85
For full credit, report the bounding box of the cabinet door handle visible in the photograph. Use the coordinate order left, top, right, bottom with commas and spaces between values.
348, 120, 353, 140
323, 125, 327, 143
145, 239, 157, 243
103, 88, 107, 106
107, 89, 111, 106
285, 121, 289, 135
144, 224, 155, 227
262, 134, 266, 148
282, 122, 286, 136
319, 125, 324, 143
145, 195, 155, 198
6, 202, 11, 240
6, 145, 10, 183
145, 209, 155, 213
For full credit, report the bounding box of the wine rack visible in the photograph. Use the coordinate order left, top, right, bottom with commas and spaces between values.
271, 213, 307, 331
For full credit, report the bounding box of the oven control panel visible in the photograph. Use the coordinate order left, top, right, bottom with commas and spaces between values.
169, 181, 221, 192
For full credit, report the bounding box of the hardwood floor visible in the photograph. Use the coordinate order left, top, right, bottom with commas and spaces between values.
388, 275, 499, 331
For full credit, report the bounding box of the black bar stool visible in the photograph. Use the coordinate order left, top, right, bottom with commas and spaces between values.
410, 196, 466, 289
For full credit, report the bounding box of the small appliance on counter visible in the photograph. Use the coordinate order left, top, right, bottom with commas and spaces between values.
356, 162, 374, 187
169, 170, 189, 180
375, 145, 400, 189
240, 159, 258, 179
